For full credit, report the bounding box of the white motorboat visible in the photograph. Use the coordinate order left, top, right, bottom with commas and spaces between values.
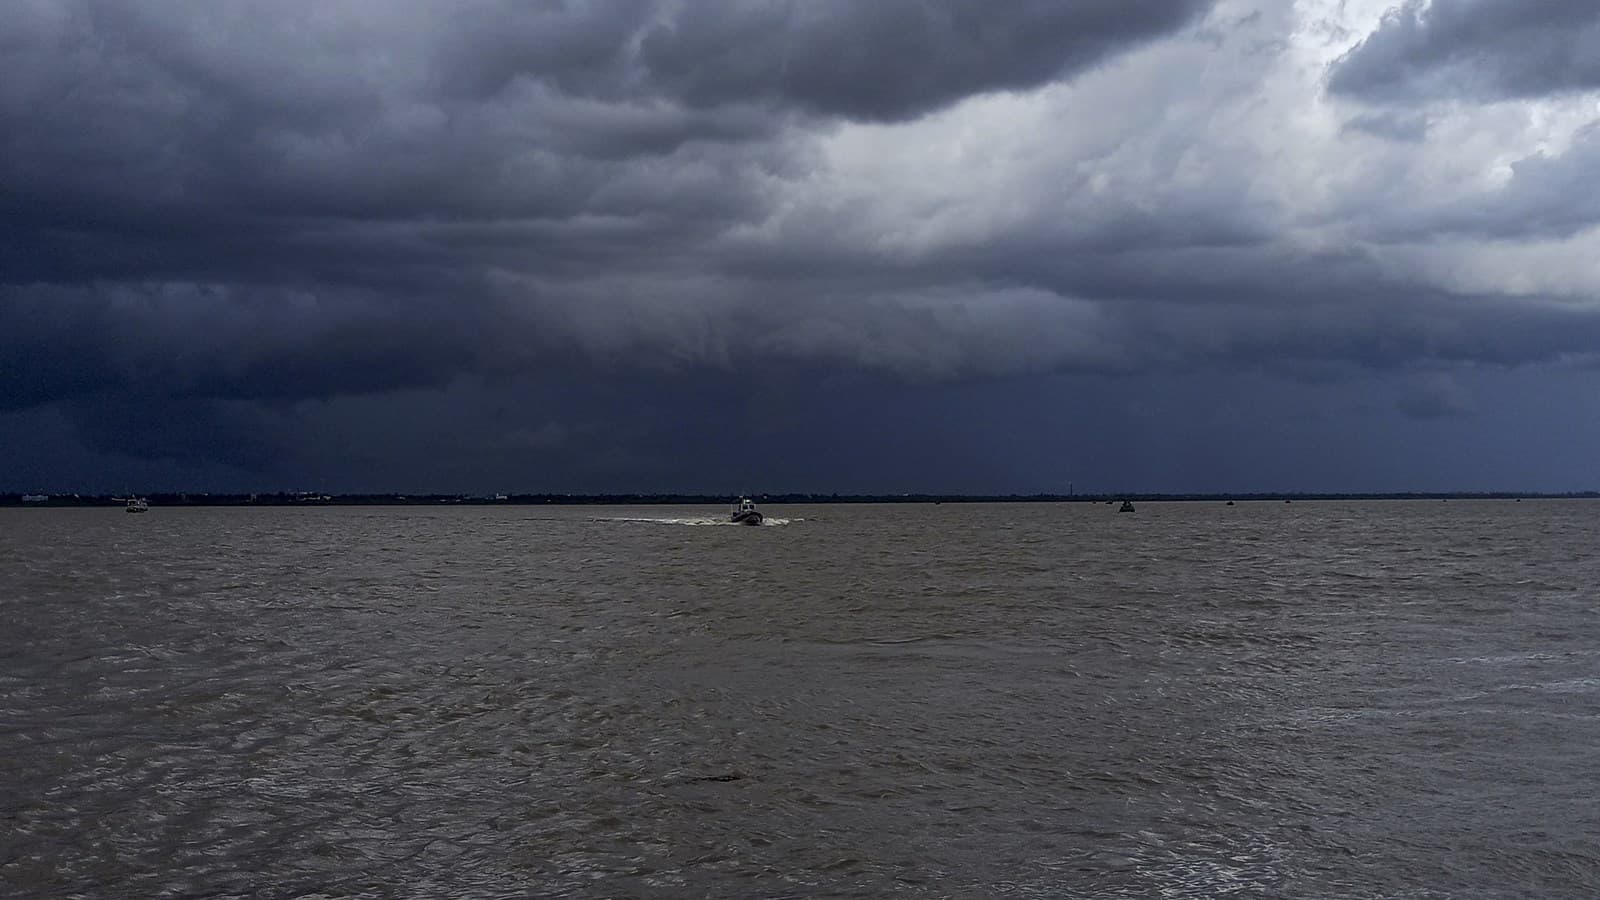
730, 498, 764, 525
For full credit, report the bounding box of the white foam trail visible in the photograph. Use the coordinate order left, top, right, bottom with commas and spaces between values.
591, 516, 798, 526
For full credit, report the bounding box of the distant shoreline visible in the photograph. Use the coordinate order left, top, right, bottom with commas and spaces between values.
3, 491, 1596, 507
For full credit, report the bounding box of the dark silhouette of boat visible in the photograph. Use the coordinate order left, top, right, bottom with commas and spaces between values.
731, 498, 764, 525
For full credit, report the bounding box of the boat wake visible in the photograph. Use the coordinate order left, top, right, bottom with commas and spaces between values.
593, 516, 797, 527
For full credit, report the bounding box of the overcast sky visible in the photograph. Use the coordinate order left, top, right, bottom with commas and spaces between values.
5, 0, 1600, 494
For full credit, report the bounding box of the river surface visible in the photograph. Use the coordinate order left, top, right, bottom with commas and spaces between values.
3, 501, 1598, 898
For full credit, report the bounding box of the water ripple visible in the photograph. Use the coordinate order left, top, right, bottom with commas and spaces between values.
3, 501, 1598, 897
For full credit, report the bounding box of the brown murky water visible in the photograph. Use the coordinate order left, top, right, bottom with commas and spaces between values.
4, 501, 1598, 897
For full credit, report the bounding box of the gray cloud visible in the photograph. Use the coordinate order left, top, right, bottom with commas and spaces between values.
1396, 371, 1475, 419
5, 0, 1600, 490
1, 1, 1219, 407
1327, 0, 1600, 104
1341, 111, 1430, 142
636, 0, 1212, 121
1326, 122, 1600, 243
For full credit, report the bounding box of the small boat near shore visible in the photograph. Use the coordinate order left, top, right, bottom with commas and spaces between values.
731, 498, 764, 525
118, 497, 149, 513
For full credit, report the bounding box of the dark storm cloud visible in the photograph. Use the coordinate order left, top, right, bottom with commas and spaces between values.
0, 283, 489, 411
3, 0, 1210, 231
0, 0, 1216, 410
1327, 0, 1600, 103
635, 0, 1213, 122
6, 0, 1600, 491
1395, 372, 1475, 420
439, 0, 1217, 122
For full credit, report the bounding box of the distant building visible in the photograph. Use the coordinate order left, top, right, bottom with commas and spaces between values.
22, 494, 48, 502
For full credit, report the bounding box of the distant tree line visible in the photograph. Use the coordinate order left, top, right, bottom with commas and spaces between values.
3, 491, 1597, 507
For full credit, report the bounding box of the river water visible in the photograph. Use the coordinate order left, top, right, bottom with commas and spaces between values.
3, 501, 1597, 898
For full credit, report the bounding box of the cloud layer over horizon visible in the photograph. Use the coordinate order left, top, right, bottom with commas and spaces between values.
6, 0, 1600, 492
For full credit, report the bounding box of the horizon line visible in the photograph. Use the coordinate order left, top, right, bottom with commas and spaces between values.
4, 490, 1598, 507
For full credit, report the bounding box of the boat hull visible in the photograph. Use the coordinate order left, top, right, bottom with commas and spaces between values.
731, 511, 764, 525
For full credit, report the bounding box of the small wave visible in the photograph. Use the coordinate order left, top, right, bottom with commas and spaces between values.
1522, 677, 1600, 695
1445, 650, 1582, 665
